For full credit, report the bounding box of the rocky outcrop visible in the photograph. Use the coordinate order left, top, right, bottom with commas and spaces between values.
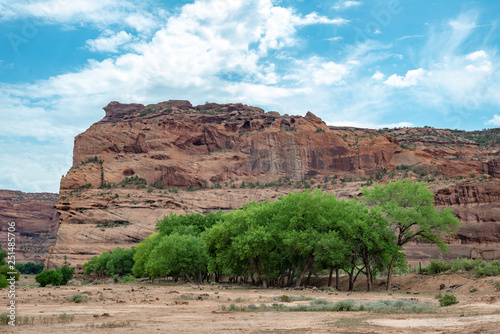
402, 180, 500, 265
482, 158, 500, 178
46, 100, 500, 269
0, 190, 58, 263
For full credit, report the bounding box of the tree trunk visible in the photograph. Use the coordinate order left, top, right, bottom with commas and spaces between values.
184, 273, 194, 284
335, 268, 340, 290
305, 267, 313, 286
295, 254, 313, 288
363, 250, 373, 292
386, 257, 395, 290
348, 271, 354, 291
328, 267, 334, 287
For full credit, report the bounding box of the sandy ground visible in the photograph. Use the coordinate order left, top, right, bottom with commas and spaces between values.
2, 273, 500, 334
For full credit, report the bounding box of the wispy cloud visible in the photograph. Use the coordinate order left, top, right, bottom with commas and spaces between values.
397, 35, 424, 41
333, 1, 362, 11
0, 0, 164, 32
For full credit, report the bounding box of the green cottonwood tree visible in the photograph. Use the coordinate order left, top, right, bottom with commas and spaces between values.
362, 179, 460, 290
132, 233, 160, 278
146, 233, 208, 283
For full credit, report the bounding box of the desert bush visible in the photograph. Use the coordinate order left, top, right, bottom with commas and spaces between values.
332, 299, 357, 311
473, 260, 500, 278
35, 265, 74, 287
426, 260, 451, 274
120, 275, 136, 283
273, 295, 313, 302
0, 265, 19, 281
310, 298, 333, 306
0, 275, 7, 288
450, 258, 482, 272
67, 293, 90, 303
439, 294, 458, 307
35, 269, 63, 287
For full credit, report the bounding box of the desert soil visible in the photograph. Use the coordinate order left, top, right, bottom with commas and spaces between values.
2, 273, 500, 334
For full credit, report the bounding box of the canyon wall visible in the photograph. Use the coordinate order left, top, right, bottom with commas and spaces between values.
46, 100, 500, 270
0, 190, 58, 263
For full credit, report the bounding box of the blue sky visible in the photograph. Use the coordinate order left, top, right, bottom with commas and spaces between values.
0, 0, 499, 193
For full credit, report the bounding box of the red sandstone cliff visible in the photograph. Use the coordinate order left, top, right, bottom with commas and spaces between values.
0, 190, 58, 263
46, 100, 500, 270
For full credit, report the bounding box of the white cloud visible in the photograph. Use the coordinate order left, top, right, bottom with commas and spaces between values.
283, 57, 351, 86
372, 71, 384, 81
384, 68, 425, 88
0, 0, 353, 193
295, 12, 348, 26
85, 30, 134, 53
326, 36, 343, 41
0, 0, 162, 32
397, 35, 424, 41
327, 120, 414, 129
485, 115, 500, 127
333, 1, 362, 10
466, 50, 487, 61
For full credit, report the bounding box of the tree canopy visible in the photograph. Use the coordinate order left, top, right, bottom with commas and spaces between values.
83, 181, 459, 291
362, 179, 460, 289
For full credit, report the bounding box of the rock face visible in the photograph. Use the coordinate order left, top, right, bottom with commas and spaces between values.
46, 100, 500, 269
0, 190, 58, 263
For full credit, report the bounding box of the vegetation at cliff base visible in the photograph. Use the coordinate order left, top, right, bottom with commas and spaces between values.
80, 180, 460, 289
35, 265, 74, 287
15, 262, 44, 275
83, 247, 136, 281
0, 245, 20, 288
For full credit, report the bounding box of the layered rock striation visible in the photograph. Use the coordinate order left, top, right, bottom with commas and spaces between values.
0, 190, 58, 263
46, 100, 500, 269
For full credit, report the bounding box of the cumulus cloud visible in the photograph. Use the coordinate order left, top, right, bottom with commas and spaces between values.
384, 68, 425, 87
466, 50, 487, 61
485, 115, 500, 127
0, 0, 352, 192
85, 30, 134, 53
372, 71, 384, 81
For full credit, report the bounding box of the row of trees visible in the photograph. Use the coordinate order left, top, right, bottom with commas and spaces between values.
82, 247, 135, 279
112, 180, 459, 291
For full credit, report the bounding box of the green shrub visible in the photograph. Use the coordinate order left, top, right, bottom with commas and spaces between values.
15, 262, 44, 274
0, 275, 7, 288
450, 258, 481, 272
67, 293, 89, 303
473, 260, 500, 278
0, 265, 19, 281
333, 299, 356, 311
310, 298, 333, 306
35, 265, 73, 287
439, 294, 458, 307
35, 270, 63, 287
60, 265, 75, 285
427, 260, 451, 274
120, 275, 136, 283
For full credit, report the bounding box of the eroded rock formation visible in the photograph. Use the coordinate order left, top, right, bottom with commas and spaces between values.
0, 190, 58, 263
46, 100, 500, 269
